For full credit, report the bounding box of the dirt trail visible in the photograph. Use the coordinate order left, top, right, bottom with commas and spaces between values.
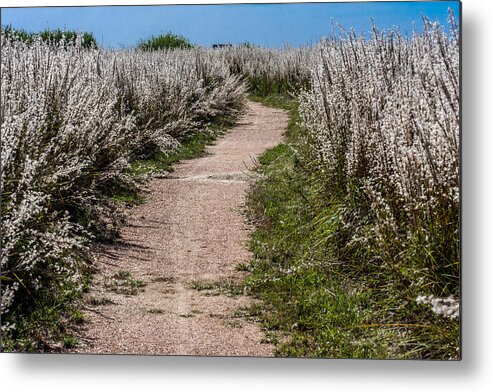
74, 101, 288, 356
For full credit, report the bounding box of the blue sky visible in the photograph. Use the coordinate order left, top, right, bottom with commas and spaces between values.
0, 2, 460, 48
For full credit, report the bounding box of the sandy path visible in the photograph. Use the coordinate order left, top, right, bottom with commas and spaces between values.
73, 100, 288, 356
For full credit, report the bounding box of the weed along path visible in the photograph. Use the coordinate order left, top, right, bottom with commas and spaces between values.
74, 100, 288, 356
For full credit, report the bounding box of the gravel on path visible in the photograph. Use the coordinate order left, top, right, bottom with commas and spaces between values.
73, 100, 288, 356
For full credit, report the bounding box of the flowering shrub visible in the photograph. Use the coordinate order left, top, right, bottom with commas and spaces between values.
244, 13, 459, 358
213, 45, 316, 96
416, 295, 459, 319
299, 14, 460, 296
0, 33, 245, 346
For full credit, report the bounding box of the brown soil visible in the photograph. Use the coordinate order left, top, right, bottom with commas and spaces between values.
73, 100, 288, 356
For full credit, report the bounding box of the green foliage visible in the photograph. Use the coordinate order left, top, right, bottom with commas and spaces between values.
190, 278, 244, 297
39, 29, 97, 48
244, 95, 460, 359
110, 191, 145, 206
103, 270, 146, 296
138, 32, 193, 51
1, 26, 97, 48
62, 335, 79, 349
127, 117, 234, 177
2, 26, 33, 44
0, 261, 92, 352
247, 75, 309, 98
249, 94, 299, 115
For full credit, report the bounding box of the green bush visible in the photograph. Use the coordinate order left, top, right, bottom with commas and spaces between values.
1, 26, 97, 48
39, 29, 97, 48
138, 33, 193, 51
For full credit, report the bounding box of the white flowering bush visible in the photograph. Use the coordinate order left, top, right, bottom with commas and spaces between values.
416, 295, 459, 319
243, 13, 459, 359
0, 32, 245, 348
212, 45, 316, 96
299, 14, 459, 296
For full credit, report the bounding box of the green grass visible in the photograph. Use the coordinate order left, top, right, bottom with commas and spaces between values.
249, 94, 300, 122
62, 335, 79, 349
127, 122, 231, 177
243, 94, 460, 359
246, 76, 310, 98
0, 266, 92, 352
103, 270, 146, 296
3, 26, 98, 48
190, 278, 244, 297
110, 192, 145, 205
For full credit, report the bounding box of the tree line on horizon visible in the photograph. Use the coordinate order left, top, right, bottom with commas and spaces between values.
1, 26, 259, 50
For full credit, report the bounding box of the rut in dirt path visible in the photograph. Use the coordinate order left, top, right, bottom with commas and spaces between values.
74, 100, 288, 356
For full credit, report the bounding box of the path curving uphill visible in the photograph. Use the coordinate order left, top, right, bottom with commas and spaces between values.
74, 101, 288, 356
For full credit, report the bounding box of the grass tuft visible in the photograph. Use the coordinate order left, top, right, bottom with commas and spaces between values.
190, 278, 245, 297
103, 270, 146, 296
